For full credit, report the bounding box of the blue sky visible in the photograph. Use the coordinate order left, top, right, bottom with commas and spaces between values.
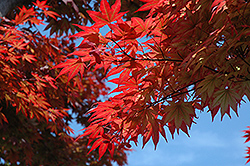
122, 102, 250, 166
71, 79, 250, 166
71, 97, 250, 166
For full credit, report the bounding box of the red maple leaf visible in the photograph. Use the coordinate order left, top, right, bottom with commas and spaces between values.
87, 0, 127, 28
33, 0, 50, 9
22, 54, 37, 63
136, 0, 160, 13
54, 58, 86, 82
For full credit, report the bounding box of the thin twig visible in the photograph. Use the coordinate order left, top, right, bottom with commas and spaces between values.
110, 38, 136, 60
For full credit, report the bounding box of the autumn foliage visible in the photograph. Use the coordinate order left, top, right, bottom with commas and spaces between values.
53, 0, 250, 163
1, 0, 250, 165
0, 0, 127, 165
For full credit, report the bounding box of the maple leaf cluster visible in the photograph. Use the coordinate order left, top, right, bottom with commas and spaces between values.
52, 0, 250, 162
2, 0, 250, 164
0, 1, 128, 165
4, 0, 147, 36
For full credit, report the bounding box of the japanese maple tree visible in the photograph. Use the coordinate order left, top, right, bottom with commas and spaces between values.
52, 0, 250, 164
2, 0, 250, 165
0, 0, 128, 165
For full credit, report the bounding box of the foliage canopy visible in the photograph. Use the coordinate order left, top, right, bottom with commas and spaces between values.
0, 0, 127, 165
1, 0, 250, 165
59, 0, 250, 163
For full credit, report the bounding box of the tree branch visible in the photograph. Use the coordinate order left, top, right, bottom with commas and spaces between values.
154, 79, 204, 105
110, 39, 136, 60
110, 39, 182, 62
